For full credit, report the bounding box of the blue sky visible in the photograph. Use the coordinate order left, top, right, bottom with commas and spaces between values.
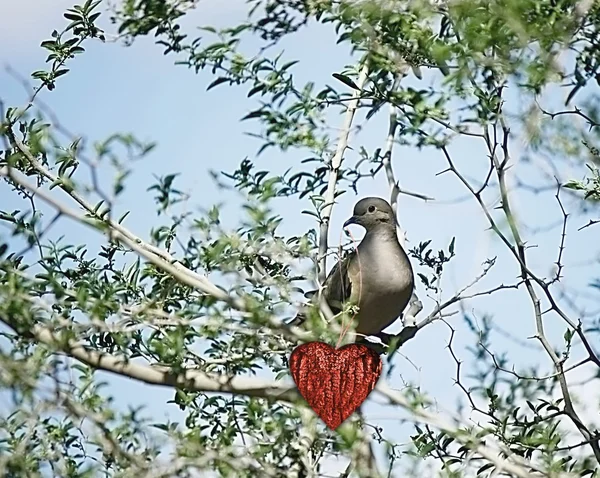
2, 0, 600, 472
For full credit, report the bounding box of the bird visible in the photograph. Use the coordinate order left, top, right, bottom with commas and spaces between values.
292, 197, 415, 341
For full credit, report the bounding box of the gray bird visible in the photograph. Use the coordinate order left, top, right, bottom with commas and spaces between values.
294, 197, 414, 339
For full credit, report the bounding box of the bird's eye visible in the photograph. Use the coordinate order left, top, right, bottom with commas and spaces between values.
368, 205, 376, 213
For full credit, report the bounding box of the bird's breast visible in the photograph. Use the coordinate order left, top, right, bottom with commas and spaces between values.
355, 239, 413, 293
350, 234, 414, 335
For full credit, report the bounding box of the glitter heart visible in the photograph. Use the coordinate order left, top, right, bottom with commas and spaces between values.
289, 342, 382, 430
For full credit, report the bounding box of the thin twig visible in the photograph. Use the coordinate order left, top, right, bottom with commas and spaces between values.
6, 131, 233, 310
0, 165, 314, 344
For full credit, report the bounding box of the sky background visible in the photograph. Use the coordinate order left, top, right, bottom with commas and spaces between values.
2, 0, 600, 474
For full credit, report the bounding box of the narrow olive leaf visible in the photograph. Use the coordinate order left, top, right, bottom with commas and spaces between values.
241, 110, 264, 121
565, 84, 581, 106
563, 180, 585, 191
281, 60, 299, 71
64, 12, 82, 21
118, 211, 131, 224
332, 73, 359, 90
366, 100, 384, 120
247, 85, 265, 97
477, 463, 494, 475
301, 210, 319, 218
207, 77, 229, 90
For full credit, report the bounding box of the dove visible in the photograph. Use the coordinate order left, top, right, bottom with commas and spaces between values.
294, 197, 414, 339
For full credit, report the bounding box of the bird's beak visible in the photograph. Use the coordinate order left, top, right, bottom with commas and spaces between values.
343, 216, 357, 228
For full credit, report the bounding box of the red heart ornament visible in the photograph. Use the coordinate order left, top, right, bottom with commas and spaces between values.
289, 342, 382, 430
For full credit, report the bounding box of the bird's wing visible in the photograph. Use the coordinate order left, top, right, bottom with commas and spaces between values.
288, 250, 356, 326
320, 250, 356, 314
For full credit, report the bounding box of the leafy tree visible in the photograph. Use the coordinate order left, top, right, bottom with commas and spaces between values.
2, 0, 600, 476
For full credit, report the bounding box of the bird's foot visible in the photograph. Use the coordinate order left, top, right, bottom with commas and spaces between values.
402, 293, 423, 327
357, 332, 393, 355
403, 314, 417, 327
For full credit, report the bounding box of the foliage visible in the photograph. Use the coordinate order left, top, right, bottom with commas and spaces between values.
2, 0, 600, 477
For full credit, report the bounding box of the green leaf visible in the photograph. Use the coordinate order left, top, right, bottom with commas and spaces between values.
448, 237, 455, 255
207, 77, 229, 90
477, 463, 494, 475
564, 328, 574, 343
241, 110, 264, 121
332, 73, 359, 90
40, 40, 57, 50
64, 12, 82, 21
247, 85, 265, 97
563, 180, 585, 191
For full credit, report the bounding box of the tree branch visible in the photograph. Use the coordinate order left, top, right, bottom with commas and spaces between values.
0, 164, 313, 343
7, 131, 237, 309
0, 313, 298, 402
0, 295, 575, 478
318, 65, 369, 284
375, 382, 574, 478
486, 120, 600, 463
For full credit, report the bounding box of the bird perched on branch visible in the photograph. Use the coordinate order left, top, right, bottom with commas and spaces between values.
292, 197, 415, 341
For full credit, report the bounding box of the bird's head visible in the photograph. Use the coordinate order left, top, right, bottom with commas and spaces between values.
343, 197, 395, 231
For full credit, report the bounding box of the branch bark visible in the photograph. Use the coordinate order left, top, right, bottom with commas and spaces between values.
0, 314, 298, 402
7, 132, 237, 309
317, 65, 369, 284
0, 164, 312, 344
0, 298, 571, 478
